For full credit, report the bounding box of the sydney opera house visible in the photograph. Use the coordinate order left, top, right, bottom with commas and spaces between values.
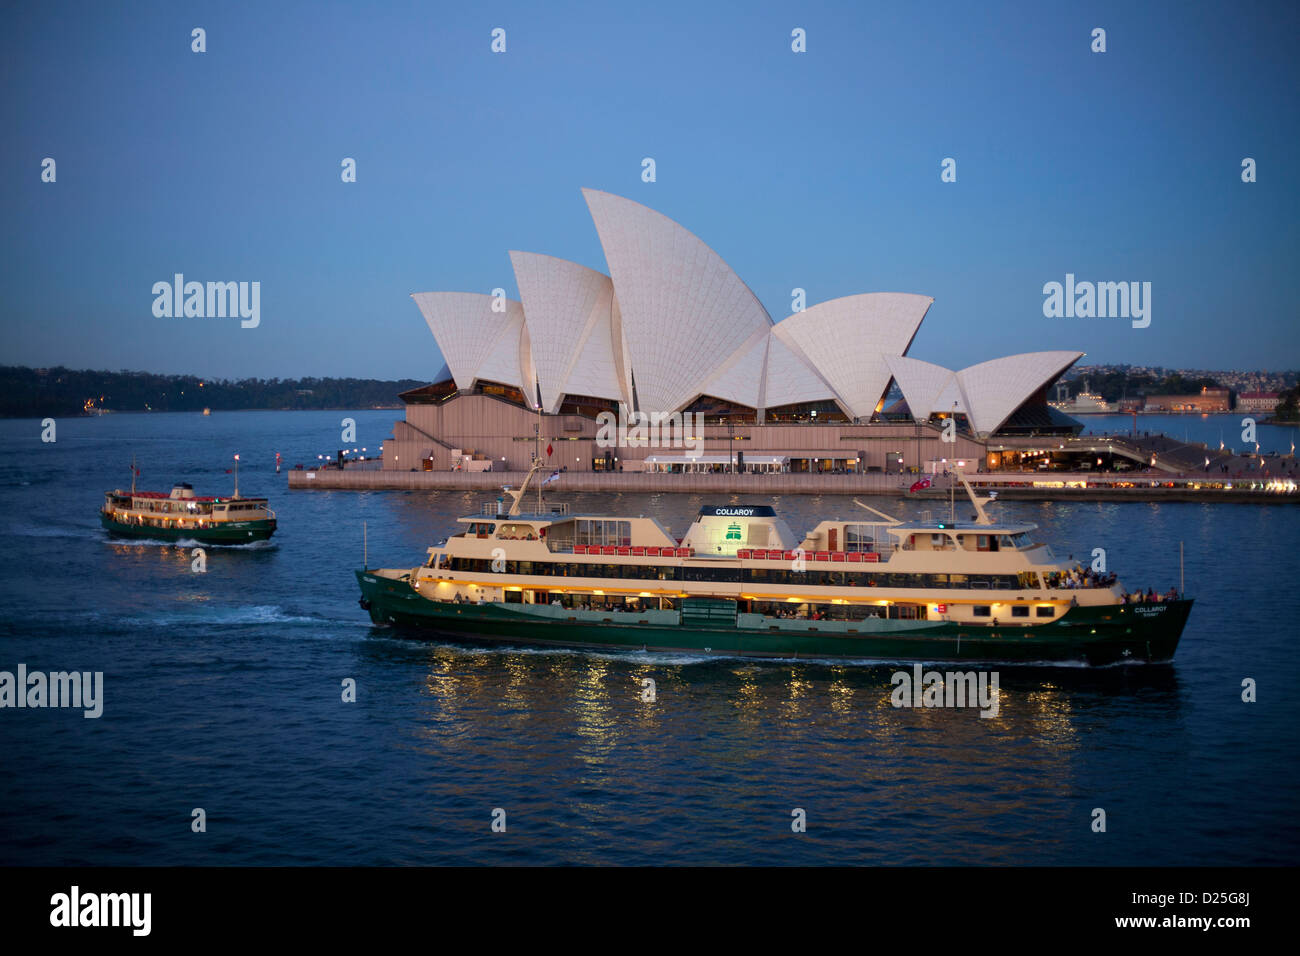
382, 189, 1084, 475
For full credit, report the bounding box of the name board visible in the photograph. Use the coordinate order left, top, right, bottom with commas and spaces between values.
699, 506, 777, 517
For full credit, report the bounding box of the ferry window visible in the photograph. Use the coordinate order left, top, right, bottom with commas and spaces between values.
1035, 606, 1055, 618
844, 524, 882, 553
575, 519, 632, 547
1011, 605, 1029, 618
973, 605, 991, 617
1010, 532, 1033, 549
996, 535, 1016, 549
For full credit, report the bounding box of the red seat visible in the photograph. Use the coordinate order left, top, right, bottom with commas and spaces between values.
645, 546, 660, 556
847, 552, 863, 562
573, 544, 587, 554
736, 549, 751, 559
783, 550, 797, 561
630, 547, 645, 556
831, 552, 846, 562
863, 553, 880, 563
617, 547, 630, 556
602, 546, 616, 555
815, 551, 831, 562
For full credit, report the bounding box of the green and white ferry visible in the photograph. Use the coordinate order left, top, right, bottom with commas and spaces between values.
356, 464, 1191, 665
102, 459, 276, 544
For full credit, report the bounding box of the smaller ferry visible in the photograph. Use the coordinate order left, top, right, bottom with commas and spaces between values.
101, 458, 276, 544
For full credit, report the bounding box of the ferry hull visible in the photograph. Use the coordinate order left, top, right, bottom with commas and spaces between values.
356, 571, 1191, 665
101, 513, 276, 544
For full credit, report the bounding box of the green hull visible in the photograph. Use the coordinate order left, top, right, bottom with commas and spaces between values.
101, 512, 276, 544
355, 570, 1192, 666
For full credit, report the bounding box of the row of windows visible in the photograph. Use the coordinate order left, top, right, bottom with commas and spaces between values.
444, 557, 1038, 590
974, 604, 1055, 618
574, 519, 633, 548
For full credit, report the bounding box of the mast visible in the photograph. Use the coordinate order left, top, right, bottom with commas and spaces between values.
954, 466, 996, 525
232, 454, 240, 498
130, 454, 136, 494
504, 457, 546, 517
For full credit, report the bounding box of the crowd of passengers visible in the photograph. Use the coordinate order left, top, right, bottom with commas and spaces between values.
1045, 564, 1181, 603
1120, 587, 1181, 604
1045, 564, 1118, 589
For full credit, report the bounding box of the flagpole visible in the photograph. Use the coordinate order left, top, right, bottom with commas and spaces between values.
130, 454, 136, 494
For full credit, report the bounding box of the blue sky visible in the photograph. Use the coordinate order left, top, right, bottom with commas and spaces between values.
2, 0, 1297, 380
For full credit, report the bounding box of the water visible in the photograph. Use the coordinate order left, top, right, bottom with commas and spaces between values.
0, 411, 1296, 865
1080, 412, 1296, 456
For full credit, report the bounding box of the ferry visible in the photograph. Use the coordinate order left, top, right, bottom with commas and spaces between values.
356, 463, 1191, 665
101, 460, 276, 544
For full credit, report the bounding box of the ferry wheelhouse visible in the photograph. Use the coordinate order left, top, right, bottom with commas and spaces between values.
356, 465, 1191, 664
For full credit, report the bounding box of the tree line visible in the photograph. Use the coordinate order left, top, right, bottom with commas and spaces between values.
0, 366, 427, 417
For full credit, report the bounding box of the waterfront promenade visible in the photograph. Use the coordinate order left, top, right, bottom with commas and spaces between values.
288, 467, 1298, 501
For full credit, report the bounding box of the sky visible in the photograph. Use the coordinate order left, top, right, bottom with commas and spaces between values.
2, 0, 1297, 382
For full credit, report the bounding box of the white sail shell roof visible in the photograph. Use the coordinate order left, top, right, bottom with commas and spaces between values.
582, 188, 773, 414
509, 251, 623, 411
472, 303, 529, 392
411, 292, 526, 392
410, 191, 1082, 439
695, 329, 769, 410
955, 350, 1083, 436
885, 354, 964, 419
772, 293, 932, 419
761, 332, 838, 409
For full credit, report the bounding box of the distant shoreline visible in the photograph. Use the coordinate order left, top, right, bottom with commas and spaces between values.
0, 365, 426, 418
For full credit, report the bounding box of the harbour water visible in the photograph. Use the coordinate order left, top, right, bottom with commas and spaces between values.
0, 411, 1296, 865
1079, 412, 1296, 455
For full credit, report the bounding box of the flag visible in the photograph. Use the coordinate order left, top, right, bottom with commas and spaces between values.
546, 443, 553, 457
225, 469, 232, 474
541, 470, 560, 486
909, 477, 932, 493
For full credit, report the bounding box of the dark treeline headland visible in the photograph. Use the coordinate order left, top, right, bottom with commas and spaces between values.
1, 366, 426, 417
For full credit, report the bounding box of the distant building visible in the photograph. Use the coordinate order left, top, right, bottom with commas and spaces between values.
1237, 391, 1281, 413
1142, 387, 1230, 413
